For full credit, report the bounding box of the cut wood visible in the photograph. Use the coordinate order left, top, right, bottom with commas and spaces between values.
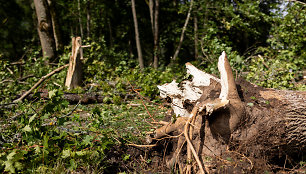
65, 37, 83, 89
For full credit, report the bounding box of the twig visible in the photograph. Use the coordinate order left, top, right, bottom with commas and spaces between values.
13, 64, 69, 103
18, 74, 35, 81
184, 105, 206, 174
60, 99, 81, 118
127, 143, 157, 148
286, 0, 306, 5
127, 80, 156, 122
228, 150, 254, 170
186, 112, 196, 174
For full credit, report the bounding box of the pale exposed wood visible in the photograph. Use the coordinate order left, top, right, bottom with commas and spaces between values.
65, 37, 83, 89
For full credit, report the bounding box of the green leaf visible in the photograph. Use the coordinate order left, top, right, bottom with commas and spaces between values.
4, 160, 15, 173
82, 135, 94, 146
123, 154, 130, 161
7, 151, 16, 160
23, 125, 31, 132
69, 159, 77, 170
29, 114, 37, 123
43, 135, 49, 149
61, 149, 71, 159
14, 162, 23, 171
48, 89, 57, 99
34, 146, 41, 154
247, 103, 254, 107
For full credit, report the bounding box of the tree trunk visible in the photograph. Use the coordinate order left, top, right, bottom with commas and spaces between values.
194, 12, 198, 59
78, 0, 83, 38
172, 0, 194, 60
131, 0, 144, 69
149, 0, 154, 34
86, 0, 91, 38
34, 0, 57, 63
153, 0, 159, 68
47, 0, 63, 51
155, 52, 306, 172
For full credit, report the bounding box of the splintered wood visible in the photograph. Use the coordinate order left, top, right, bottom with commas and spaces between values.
157, 52, 229, 118
65, 37, 83, 89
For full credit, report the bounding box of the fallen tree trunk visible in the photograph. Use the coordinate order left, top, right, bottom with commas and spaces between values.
152, 52, 305, 173
17, 91, 136, 104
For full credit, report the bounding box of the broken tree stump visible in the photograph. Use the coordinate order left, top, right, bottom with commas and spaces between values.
152, 51, 305, 173
65, 37, 83, 89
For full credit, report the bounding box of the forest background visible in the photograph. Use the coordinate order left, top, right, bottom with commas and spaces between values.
0, 0, 305, 173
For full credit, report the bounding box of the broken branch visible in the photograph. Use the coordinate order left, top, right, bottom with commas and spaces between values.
13, 64, 69, 103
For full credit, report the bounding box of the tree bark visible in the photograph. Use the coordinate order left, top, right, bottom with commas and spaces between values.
34, 0, 57, 63
131, 0, 144, 69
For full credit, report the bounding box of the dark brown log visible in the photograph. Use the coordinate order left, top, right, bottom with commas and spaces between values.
19, 92, 136, 104
232, 79, 306, 158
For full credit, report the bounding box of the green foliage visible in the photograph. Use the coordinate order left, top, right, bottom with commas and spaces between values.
0, 45, 171, 172
246, 3, 305, 90
82, 39, 185, 99
0, 90, 115, 173
246, 50, 299, 89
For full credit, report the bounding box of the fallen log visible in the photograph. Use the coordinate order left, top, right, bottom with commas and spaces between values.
153, 52, 305, 173
18, 92, 136, 104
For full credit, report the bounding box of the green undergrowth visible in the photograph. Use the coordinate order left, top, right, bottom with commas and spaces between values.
0, 88, 166, 173
0, 48, 175, 173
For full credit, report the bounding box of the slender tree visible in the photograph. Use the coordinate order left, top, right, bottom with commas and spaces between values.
194, 11, 198, 59
131, 0, 144, 69
172, 0, 194, 60
47, 0, 63, 51
34, 0, 57, 62
153, 0, 159, 68
86, 0, 91, 38
148, 0, 159, 68
78, 0, 83, 38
